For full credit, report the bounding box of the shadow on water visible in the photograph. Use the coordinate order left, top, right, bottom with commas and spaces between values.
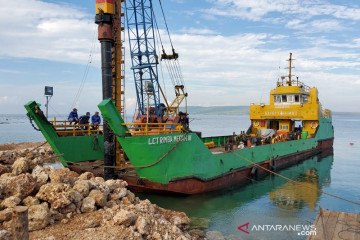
136, 153, 334, 237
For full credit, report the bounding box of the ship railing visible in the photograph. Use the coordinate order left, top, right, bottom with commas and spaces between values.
323, 109, 332, 118
276, 79, 310, 92
50, 118, 103, 136
122, 123, 182, 136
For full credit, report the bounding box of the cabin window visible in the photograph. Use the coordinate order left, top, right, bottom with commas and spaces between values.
282, 95, 287, 102
274, 95, 281, 103
295, 95, 300, 102
287, 95, 294, 102
281, 125, 289, 130
303, 96, 308, 103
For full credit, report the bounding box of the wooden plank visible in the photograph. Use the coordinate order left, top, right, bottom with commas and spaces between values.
338, 212, 359, 240
332, 212, 348, 240
308, 209, 331, 240
324, 210, 340, 240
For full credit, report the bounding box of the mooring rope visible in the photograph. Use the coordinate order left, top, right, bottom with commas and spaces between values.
231, 151, 360, 206
132, 132, 189, 168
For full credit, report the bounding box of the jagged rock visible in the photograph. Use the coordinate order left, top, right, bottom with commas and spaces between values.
113, 209, 138, 226
104, 179, 128, 191
189, 217, 210, 230
155, 206, 190, 231
79, 172, 95, 180
12, 157, 29, 175
73, 180, 91, 197
49, 168, 79, 186
126, 190, 137, 203
22, 196, 40, 207
94, 177, 104, 182
0, 208, 12, 222
32, 165, 49, 189
0, 151, 17, 165
0, 164, 10, 176
2, 196, 21, 208
67, 189, 83, 203
109, 187, 127, 201
59, 203, 76, 214
89, 189, 107, 208
81, 197, 96, 213
88, 180, 110, 196
0, 230, 11, 240
206, 231, 225, 240
28, 202, 50, 231
135, 199, 155, 215
36, 183, 72, 209
135, 216, 150, 235
0, 173, 36, 199
188, 229, 206, 239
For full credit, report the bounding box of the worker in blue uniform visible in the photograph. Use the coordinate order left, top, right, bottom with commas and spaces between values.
91, 111, 101, 129
68, 108, 79, 124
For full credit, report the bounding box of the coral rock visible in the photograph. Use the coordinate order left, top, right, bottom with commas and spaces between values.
12, 157, 29, 175
104, 179, 128, 191
135, 216, 150, 235
89, 190, 107, 208
0, 208, 12, 222
28, 203, 50, 231
36, 183, 71, 209
49, 168, 79, 186
0, 173, 36, 199
32, 165, 49, 188
22, 196, 40, 207
0, 230, 11, 240
78, 172, 95, 180
81, 197, 96, 213
2, 196, 21, 208
113, 209, 138, 226
73, 180, 91, 197
0, 164, 10, 176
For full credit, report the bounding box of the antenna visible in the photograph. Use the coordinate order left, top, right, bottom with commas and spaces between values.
286, 52, 295, 86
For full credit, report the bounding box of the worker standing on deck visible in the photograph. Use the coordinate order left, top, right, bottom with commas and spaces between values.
91, 111, 101, 129
68, 108, 79, 124
79, 112, 91, 130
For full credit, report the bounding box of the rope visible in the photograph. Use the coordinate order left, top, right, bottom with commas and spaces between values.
231, 151, 360, 206
30, 141, 48, 153
133, 132, 188, 168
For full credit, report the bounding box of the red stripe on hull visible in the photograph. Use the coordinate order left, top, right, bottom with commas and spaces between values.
124, 138, 334, 195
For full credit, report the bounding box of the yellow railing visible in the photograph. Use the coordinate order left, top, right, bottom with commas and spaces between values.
323, 109, 332, 118
51, 117, 103, 136
122, 122, 182, 136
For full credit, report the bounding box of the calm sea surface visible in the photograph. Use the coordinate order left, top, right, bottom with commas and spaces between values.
1, 113, 359, 239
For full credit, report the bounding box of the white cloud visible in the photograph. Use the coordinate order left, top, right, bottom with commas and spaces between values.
0, 0, 99, 65
179, 27, 218, 35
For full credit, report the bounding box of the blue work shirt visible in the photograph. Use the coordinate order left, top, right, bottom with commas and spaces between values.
68, 111, 78, 120
91, 115, 101, 124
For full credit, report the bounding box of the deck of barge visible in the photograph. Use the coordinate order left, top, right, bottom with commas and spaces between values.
308, 208, 360, 240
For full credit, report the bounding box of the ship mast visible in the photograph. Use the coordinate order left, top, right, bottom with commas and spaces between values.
286, 52, 295, 86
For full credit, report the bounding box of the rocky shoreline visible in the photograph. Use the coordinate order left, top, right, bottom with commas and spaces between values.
0, 142, 208, 240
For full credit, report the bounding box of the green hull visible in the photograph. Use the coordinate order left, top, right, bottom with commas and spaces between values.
98, 99, 334, 185
24, 101, 104, 166
24, 99, 334, 192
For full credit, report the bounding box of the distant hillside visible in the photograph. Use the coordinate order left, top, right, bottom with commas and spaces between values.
180, 106, 249, 115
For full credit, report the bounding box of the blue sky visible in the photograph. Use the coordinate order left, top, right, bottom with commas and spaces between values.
1, 0, 360, 115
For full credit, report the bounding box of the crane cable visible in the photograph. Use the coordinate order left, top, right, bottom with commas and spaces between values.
157, 0, 186, 89
70, 26, 97, 110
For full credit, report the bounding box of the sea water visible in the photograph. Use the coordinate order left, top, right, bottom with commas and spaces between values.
1, 113, 359, 239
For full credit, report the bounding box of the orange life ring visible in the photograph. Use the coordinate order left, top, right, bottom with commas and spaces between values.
253, 120, 260, 127
311, 121, 318, 129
